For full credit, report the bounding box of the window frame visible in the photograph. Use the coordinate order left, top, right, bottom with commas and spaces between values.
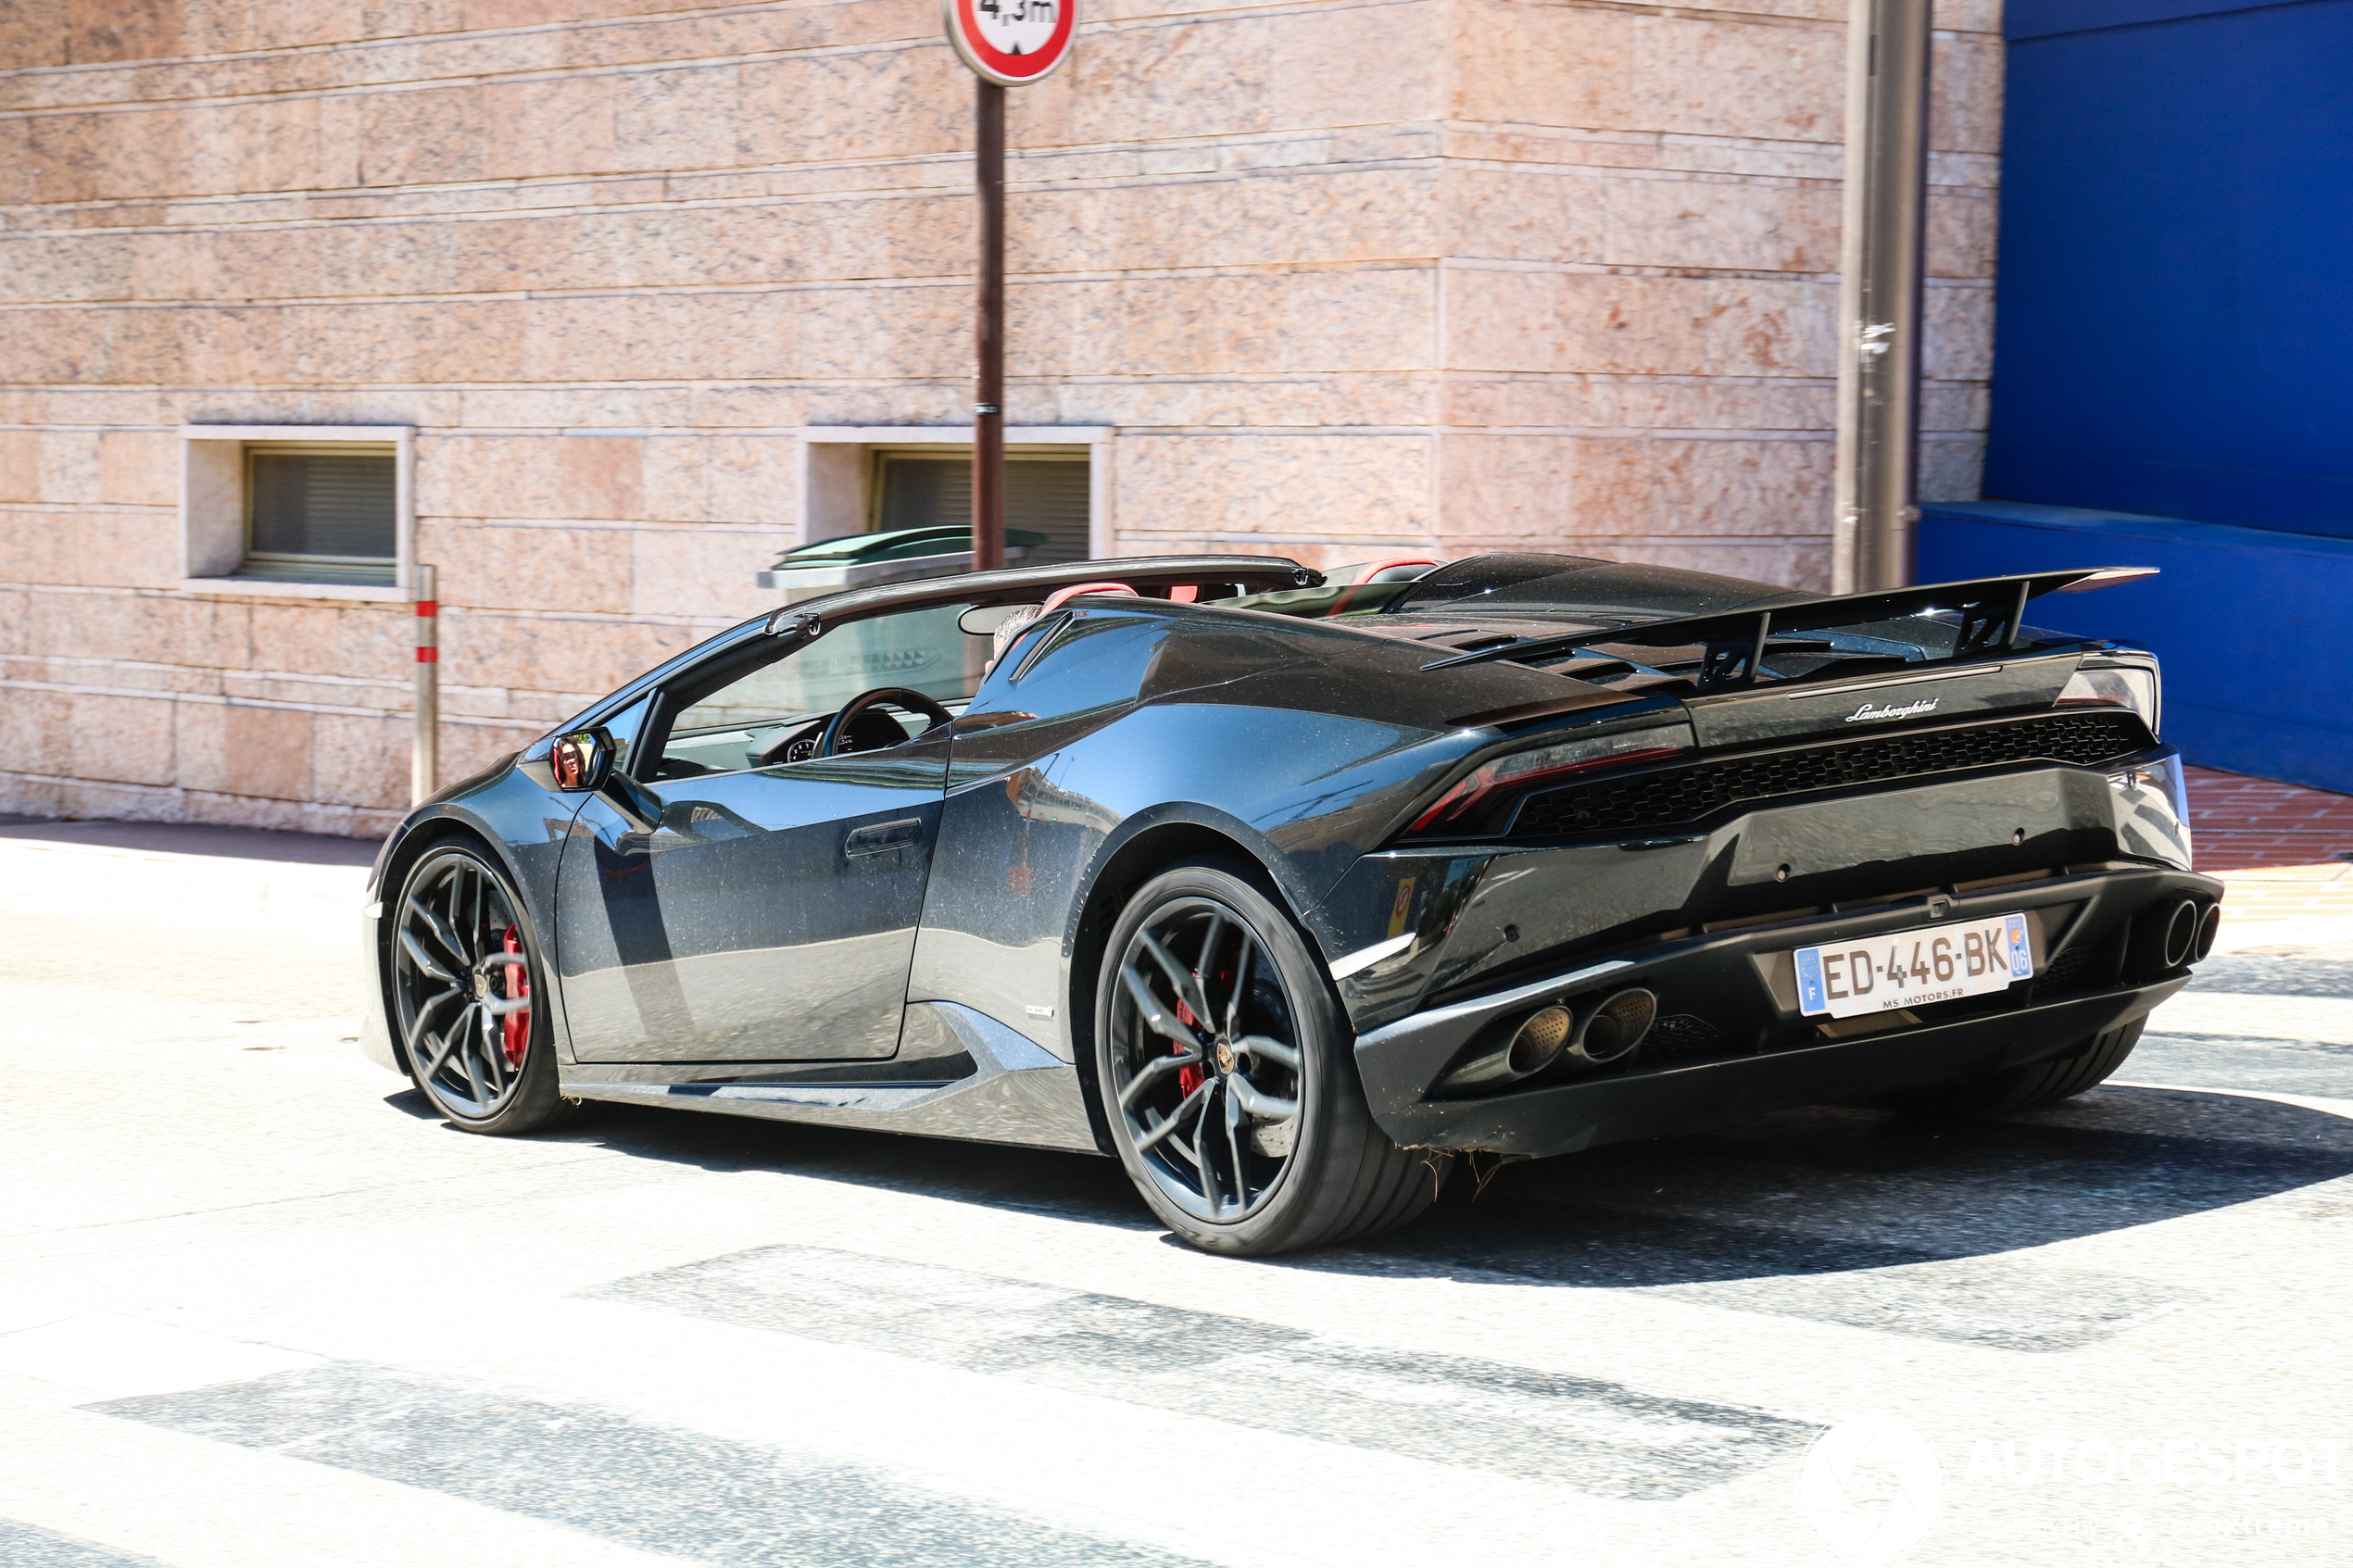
179, 424, 416, 601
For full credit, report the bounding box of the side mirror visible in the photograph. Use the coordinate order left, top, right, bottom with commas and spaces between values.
549, 729, 613, 792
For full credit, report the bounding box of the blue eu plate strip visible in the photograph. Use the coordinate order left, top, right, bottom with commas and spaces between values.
1795, 947, 1827, 1014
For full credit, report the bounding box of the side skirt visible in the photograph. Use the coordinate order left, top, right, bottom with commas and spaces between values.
558, 1001, 1105, 1155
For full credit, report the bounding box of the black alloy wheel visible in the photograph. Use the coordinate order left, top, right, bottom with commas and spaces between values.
391, 845, 571, 1134
1111, 893, 1304, 1223
1098, 861, 1447, 1256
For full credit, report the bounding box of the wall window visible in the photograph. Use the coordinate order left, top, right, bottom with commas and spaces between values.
869, 448, 1091, 564
242, 443, 398, 584
180, 425, 414, 600
794, 428, 1110, 575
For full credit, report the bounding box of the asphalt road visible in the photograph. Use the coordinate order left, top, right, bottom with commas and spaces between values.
4, 863, 2350, 1567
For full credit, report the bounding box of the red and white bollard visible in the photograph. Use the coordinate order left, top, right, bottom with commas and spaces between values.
411, 562, 438, 806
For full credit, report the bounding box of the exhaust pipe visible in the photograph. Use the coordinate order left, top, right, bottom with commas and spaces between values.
2193, 901, 2221, 962
1436, 987, 1657, 1095
1438, 1005, 1576, 1094
2128, 896, 2206, 980
2160, 897, 2199, 970
1567, 987, 1656, 1070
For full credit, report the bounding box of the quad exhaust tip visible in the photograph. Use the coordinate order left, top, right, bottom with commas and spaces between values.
1438, 987, 1658, 1095
2160, 897, 2200, 970
1570, 988, 1656, 1069
1507, 1005, 1576, 1077
2194, 901, 2221, 963
2129, 895, 2221, 981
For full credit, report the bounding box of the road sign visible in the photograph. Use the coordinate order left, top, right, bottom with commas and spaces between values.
945, 0, 1076, 87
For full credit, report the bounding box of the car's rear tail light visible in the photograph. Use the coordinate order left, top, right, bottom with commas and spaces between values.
2056, 659, 2160, 737
1411, 721, 1694, 833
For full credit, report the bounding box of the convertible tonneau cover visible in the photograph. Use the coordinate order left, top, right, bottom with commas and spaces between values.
1425, 566, 2159, 686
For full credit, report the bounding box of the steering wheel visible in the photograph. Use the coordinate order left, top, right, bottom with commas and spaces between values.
812, 687, 955, 759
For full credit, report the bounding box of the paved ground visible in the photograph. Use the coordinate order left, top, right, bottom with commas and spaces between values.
2178, 767, 2353, 956
4, 805, 2352, 1568
2182, 766, 2353, 872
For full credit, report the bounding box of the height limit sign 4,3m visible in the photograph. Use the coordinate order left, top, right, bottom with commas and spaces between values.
946, 0, 1074, 570
946, 0, 1075, 87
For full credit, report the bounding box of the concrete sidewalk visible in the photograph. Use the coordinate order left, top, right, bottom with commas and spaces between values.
0, 818, 379, 926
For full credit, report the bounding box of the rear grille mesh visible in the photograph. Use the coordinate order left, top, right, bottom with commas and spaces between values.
2032, 938, 2108, 998
1638, 1013, 1734, 1065
1508, 712, 2148, 840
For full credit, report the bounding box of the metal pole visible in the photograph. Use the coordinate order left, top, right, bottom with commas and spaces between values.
973, 77, 1007, 572
1831, 0, 1932, 594
411, 562, 438, 806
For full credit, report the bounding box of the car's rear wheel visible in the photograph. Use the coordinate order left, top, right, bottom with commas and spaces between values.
1878, 1019, 2145, 1119
1095, 861, 1448, 1256
391, 844, 573, 1135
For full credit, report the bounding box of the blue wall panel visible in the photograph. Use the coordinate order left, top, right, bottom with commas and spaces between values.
1921, 502, 2353, 794
1987, 0, 2353, 539
2007, 0, 2327, 37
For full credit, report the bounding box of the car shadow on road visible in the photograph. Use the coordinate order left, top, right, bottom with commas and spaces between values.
383, 1085, 1151, 1228
1286, 1085, 2353, 1349
385, 1081, 2353, 1350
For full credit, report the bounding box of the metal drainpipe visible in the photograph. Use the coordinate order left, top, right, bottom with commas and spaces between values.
411, 562, 438, 806
1831, 0, 1934, 594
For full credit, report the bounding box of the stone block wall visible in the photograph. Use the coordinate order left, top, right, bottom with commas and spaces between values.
0, 0, 2001, 835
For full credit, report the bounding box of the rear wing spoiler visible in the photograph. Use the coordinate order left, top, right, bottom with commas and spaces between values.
1423, 566, 2160, 687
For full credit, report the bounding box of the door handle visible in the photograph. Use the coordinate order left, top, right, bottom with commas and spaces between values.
845, 818, 924, 857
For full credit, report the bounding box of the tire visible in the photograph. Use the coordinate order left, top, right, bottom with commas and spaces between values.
388, 842, 574, 1135
1093, 859, 1449, 1257
1878, 1019, 2145, 1120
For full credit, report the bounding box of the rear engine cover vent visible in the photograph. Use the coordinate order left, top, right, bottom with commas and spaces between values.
1511, 712, 2147, 840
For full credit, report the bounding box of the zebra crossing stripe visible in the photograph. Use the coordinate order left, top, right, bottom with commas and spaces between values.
88, 1361, 1212, 1568
0, 1521, 170, 1568
588, 1244, 1814, 1500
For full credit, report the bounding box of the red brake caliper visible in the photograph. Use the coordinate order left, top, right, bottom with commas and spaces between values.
499, 924, 530, 1069
1174, 996, 1203, 1097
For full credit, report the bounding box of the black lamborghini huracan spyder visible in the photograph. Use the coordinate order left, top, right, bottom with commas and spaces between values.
361, 552, 2216, 1255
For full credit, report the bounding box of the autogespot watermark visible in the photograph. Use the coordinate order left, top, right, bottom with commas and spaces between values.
1799, 1419, 1944, 1561
1795, 1419, 2346, 1562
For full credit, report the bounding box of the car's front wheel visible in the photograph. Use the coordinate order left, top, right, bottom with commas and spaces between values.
1095, 860, 1447, 1256
389, 842, 573, 1135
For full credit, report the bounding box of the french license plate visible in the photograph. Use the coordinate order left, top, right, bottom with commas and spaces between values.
1793, 912, 2032, 1019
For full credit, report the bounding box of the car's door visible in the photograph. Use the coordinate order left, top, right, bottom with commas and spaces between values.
554, 601, 985, 1062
